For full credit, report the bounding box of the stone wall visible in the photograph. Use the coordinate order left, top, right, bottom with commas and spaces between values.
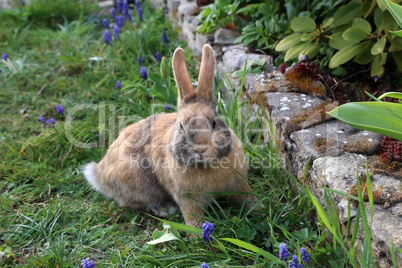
153, 1, 402, 266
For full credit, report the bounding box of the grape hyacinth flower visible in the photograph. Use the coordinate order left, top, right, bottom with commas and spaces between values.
39, 116, 46, 124
202, 221, 213, 242
48, 118, 55, 125
137, 7, 143, 21
135, 0, 140, 9
103, 30, 112, 46
115, 16, 124, 27
163, 103, 171, 110
116, 80, 122, 90
162, 30, 168, 43
81, 257, 95, 268
113, 25, 121, 39
111, 8, 116, 19
137, 57, 142, 66
289, 255, 303, 268
56, 104, 64, 116
279, 243, 290, 262
1, 53, 8, 60
156, 51, 161, 61
200, 262, 210, 268
102, 18, 110, 29
300, 247, 310, 264
123, 0, 129, 14
116, 0, 122, 13
140, 67, 147, 79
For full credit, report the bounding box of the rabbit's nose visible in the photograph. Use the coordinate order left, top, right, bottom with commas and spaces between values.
195, 148, 207, 157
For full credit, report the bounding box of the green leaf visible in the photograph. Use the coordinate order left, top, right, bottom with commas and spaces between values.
370, 52, 388, 77
327, 101, 402, 141
291, 16, 316, 32
378, 91, 402, 99
329, 43, 364, 68
352, 18, 372, 34
275, 33, 302, 51
390, 29, 402, 36
382, 10, 399, 33
324, 3, 361, 28
222, 238, 285, 264
332, 66, 348, 76
371, 36, 387, 55
329, 32, 352, 49
342, 27, 369, 42
361, 0, 377, 18
284, 41, 312, 61
381, 0, 402, 28
389, 35, 402, 50
392, 51, 402, 71
355, 42, 376, 64
375, 8, 383, 29
147, 232, 180, 245
302, 43, 321, 58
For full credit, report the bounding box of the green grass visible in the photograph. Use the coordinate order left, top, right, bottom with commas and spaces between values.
1, 0, 397, 267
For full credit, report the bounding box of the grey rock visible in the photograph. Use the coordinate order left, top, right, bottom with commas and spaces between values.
214, 28, 241, 45
168, 0, 181, 11
384, 202, 391, 209
391, 203, 402, 216
177, 1, 198, 17
349, 204, 402, 267
221, 46, 273, 73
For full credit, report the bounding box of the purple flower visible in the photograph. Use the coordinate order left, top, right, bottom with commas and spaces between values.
48, 118, 55, 125
39, 116, 46, 124
116, 0, 122, 13
116, 80, 122, 89
81, 257, 95, 268
103, 30, 112, 46
102, 18, 110, 29
123, 0, 129, 14
137, 7, 143, 21
1, 53, 8, 60
202, 221, 213, 242
135, 0, 140, 9
156, 51, 161, 61
279, 243, 290, 262
200, 262, 210, 268
289, 255, 303, 268
300, 247, 310, 264
56, 104, 64, 115
113, 25, 120, 39
162, 31, 168, 43
163, 103, 171, 110
115, 15, 124, 27
140, 67, 147, 79
137, 57, 142, 66
111, 7, 116, 19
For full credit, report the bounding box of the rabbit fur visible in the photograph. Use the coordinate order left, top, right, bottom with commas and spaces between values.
83, 44, 260, 227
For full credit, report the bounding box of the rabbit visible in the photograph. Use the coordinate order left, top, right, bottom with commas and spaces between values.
82, 44, 260, 227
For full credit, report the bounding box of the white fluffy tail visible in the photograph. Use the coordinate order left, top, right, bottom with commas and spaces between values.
82, 162, 101, 192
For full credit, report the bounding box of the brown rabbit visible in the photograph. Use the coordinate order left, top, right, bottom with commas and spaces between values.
83, 44, 260, 227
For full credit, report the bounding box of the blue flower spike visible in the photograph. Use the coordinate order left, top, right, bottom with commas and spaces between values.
39, 116, 46, 124
202, 221, 213, 242
163, 103, 171, 111
116, 0, 122, 13
116, 80, 122, 90
1, 53, 8, 61
137, 57, 142, 66
137, 7, 143, 21
300, 247, 310, 264
279, 243, 290, 262
113, 25, 121, 39
290, 255, 303, 268
110, 8, 116, 19
162, 30, 168, 43
201, 262, 210, 268
140, 67, 147, 79
102, 18, 109, 29
81, 257, 95, 268
103, 30, 112, 46
56, 104, 64, 116
156, 51, 161, 61
48, 118, 55, 125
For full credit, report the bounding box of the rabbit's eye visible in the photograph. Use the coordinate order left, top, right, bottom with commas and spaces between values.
180, 123, 184, 130
212, 120, 216, 129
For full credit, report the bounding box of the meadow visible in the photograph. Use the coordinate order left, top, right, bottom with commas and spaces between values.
0, 0, 392, 267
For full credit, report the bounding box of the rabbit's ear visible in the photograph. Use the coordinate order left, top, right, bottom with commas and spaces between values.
196, 44, 215, 101
172, 47, 195, 105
